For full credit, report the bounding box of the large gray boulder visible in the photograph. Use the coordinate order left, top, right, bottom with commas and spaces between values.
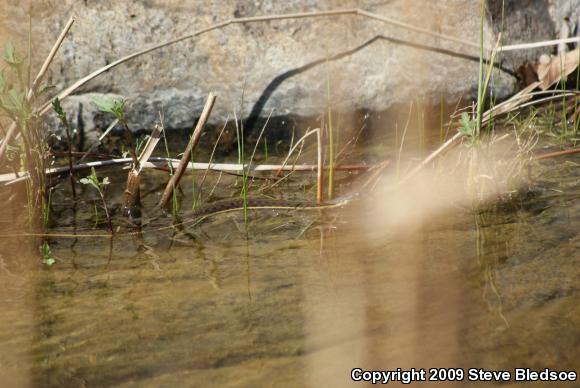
0, 0, 572, 135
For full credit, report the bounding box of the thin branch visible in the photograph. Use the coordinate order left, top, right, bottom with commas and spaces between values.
397, 131, 463, 186
158, 93, 216, 207
0, 158, 371, 185
535, 147, 580, 160
136, 124, 163, 174
30, 17, 75, 96
356, 9, 479, 49
277, 128, 319, 174
498, 36, 580, 52
78, 119, 119, 163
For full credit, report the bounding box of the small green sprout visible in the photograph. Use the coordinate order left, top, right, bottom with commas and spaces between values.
459, 112, 480, 146
80, 167, 110, 192
40, 242, 55, 266
93, 96, 127, 121
80, 167, 113, 233
92, 95, 139, 166
52, 97, 66, 121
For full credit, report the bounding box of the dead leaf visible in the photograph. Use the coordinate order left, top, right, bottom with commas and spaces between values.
535, 49, 580, 90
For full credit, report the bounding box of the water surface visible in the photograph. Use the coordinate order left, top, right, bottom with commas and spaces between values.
0, 129, 578, 387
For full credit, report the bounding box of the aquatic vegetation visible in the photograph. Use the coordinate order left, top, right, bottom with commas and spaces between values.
0, 42, 50, 226
92, 96, 127, 120
93, 96, 138, 164
80, 167, 113, 233
459, 112, 479, 146
39, 241, 55, 266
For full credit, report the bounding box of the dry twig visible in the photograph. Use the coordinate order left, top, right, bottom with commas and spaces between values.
158, 93, 216, 208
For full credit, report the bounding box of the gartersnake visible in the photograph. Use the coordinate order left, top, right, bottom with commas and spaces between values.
182, 193, 357, 222
0, 193, 357, 239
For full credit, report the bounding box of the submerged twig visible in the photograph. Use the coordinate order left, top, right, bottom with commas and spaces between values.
535, 147, 580, 160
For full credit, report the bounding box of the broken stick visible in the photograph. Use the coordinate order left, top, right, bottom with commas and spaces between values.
158, 93, 217, 208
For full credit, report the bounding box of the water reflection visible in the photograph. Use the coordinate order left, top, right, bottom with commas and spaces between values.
0, 130, 579, 387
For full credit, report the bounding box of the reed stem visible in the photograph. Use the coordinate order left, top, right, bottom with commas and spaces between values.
158, 93, 216, 208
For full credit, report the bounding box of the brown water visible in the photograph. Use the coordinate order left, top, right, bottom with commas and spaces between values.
0, 132, 579, 387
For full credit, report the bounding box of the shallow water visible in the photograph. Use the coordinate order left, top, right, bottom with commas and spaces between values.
0, 132, 579, 387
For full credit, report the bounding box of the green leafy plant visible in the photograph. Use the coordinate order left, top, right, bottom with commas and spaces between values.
80, 166, 110, 191
93, 96, 127, 120
0, 43, 29, 121
0, 42, 49, 226
40, 241, 55, 266
468, 0, 500, 145
93, 96, 139, 166
459, 112, 480, 146
93, 96, 142, 218
80, 167, 113, 233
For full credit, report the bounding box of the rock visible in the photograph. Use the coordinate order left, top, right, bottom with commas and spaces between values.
488, 0, 556, 67
0, 0, 572, 137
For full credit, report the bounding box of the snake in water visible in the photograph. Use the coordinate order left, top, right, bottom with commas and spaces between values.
181, 193, 357, 222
